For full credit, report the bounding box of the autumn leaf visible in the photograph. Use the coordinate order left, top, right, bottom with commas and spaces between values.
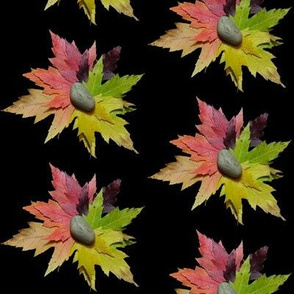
44, 0, 137, 24
71, 191, 142, 289
151, 0, 290, 91
172, 232, 290, 294
151, 98, 290, 224
71, 56, 143, 156
249, 246, 268, 280
103, 46, 122, 81
230, 257, 290, 293
171, 231, 244, 294
218, 124, 289, 223
3, 164, 142, 291
102, 179, 121, 213
3, 31, 142, 157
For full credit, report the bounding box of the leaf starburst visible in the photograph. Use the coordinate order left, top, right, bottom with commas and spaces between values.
152, 98, 290, 224
3, 32, 143, 157
3, 164, 142, 291
172, 231, 290, 294
151, 0, 290, 91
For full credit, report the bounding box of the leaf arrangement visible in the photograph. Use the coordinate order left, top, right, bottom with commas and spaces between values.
152, 0, 290, 91
4, 32, 143, 157
3, 165, 142, 290
152, 98, 290, 224
172, 231, 290, 294
2, 0, 293, 292
44, 0, 137, 24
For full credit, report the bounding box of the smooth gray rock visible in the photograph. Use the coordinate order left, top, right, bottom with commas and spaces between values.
217, 16, 242, 46
70, 215, 95, 245
217, 149, 242, 179
70, 82, 95, 112
217, 282, 236, 294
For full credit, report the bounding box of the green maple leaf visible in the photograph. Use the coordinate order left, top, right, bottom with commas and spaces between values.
71, 57, 143, 157
85, 189, 104, 229
233, 0, 290, 31
232, 125, 290, 165
85, 191, 143, 231
231, 257, 290, 293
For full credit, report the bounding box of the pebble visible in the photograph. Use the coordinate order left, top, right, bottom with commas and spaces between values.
217, 282, 236, 294
70, 215, 95, 245
217, 16, 242, 46
70, 82, 95, 112
217, 149, 242, 179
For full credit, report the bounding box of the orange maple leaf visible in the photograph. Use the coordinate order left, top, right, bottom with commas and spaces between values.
152, 0, 230, 75
152, 98, 243, 208
4, 164, 96, 275
4, 31, 96, 142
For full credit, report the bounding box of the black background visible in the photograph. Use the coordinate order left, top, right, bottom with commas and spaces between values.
1, 0, 293, 293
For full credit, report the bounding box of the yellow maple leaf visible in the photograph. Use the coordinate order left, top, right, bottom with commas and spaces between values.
218, 162, 283, 224
77, 0, 96, 24
71, 228, 136, 290
219, 30, 284, 91
45, 0, 137, 24
71, 95, 137, 157
101, 0, 137, 20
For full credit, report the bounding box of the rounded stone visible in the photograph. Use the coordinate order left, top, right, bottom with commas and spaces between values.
217, 282, 236, 294
70, 82, 95, 112
70, 215, 95, 245
217, 149, 242, 179
217, 16, 242, 46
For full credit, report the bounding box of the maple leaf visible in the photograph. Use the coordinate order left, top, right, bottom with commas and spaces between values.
3, 32, 142, 157
103, 46, 122, 81
44, 0, 137, 24
3, 164, 142, 291
71, 57, 143, 156
171, 231, 243, 294
218, 0, 290, 90
172, 232, 291, 294
71, 191, 142, 289
152, 98, 290, 224
231, 257, 290, 293
102, 179, 121, 213
250, 246, 268, 280
151, 0, 290, 91
218, 124, 289, 223
224, 0, 264, 16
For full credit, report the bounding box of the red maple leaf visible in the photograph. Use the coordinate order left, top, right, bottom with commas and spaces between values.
171, 231, 243, 294
170, 98, 243, 207
169, 0, 238, 74
23, 164, 96, 274
25, 31, 96, 109
4, 31, 96, 143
